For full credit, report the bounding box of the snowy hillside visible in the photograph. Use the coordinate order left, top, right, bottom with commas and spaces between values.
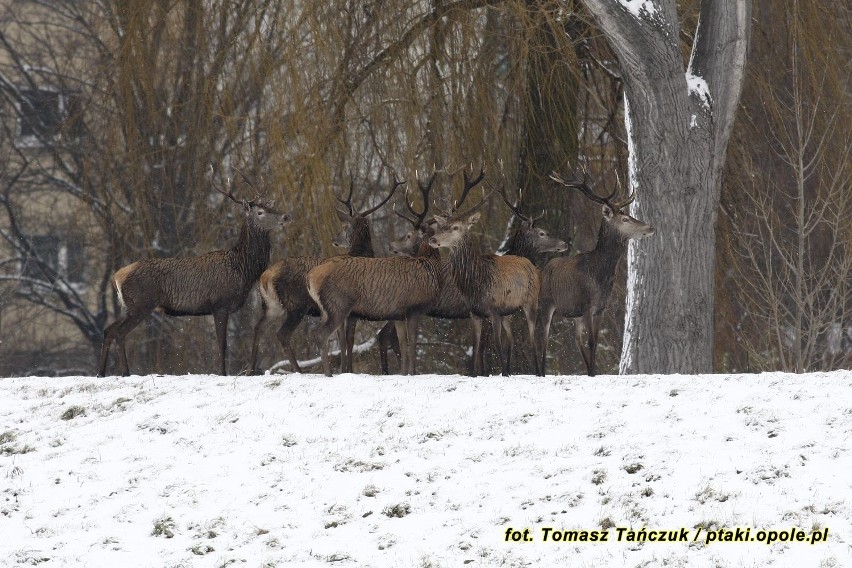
2, 371, 851, 567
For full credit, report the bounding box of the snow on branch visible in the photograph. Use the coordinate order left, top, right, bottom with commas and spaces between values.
616, 0, 658, 20
686, 72, 712, 110
268, 337, 377, 373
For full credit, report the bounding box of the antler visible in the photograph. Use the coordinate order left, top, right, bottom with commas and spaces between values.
611, 170, 635, 211
453, 166, 486, 213
550, 171, 630, 212
361, 175, 405, 217
497, 185, 544, 226
396, 169, 437, 228
232, 167, 264, 204
336, 177, 356, 216
210, 165, 240, 205
433, 166, 490, 220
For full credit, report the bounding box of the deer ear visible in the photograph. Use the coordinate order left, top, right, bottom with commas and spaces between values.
602, 204, 614, 218
242, 199, 251, 213
466, 212, 481, 226
433, 215, 447, 226
336, 208, 352, 222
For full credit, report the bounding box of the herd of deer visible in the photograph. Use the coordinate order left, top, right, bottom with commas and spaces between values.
97, 167, 654, 378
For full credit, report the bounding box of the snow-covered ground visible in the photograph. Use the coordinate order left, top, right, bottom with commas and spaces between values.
2, 371, 851, 567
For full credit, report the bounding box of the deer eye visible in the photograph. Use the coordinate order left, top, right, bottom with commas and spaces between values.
257, 210, 265, 216
622, 216, 630, 222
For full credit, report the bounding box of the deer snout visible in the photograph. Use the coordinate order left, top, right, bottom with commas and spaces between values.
428, 237, 440, 248
644, 226, 655, 236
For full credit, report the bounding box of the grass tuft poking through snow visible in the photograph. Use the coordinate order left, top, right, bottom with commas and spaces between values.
1, 371, 851, 567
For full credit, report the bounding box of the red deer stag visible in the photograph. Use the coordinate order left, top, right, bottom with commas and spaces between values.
428, 171, 542, 376
98, 172, 291, 376
495, 185, 570, 262
306, 186, 444, 376
248, 177, 401, 373
381, 180, 568, 375
536, 172, 655, 376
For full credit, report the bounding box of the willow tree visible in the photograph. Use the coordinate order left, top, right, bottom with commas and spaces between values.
577, 0, 751, 373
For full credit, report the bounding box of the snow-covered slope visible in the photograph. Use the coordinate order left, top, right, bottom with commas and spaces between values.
2, 372, 850, 567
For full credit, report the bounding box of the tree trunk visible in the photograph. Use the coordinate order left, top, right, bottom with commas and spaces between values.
579, 0, 751, 373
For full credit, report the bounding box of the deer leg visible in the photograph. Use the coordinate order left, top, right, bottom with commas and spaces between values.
587, 313, 600, 377
405, 316, 420, 375
105, 310, 150, 376
249, 306, 279, 375
490, 314, 507, 376
575, 316, 592, 376
213, 309, 230, 376
377, 321, 400, 374
469, 315, 483, 376
393, 320, 408, 375
535, 304, 556, 376
276, 307, 308, 372
336, 327, 346, 373
317, 307, 351, 377
501, 317, 514, 375
248, 310, 266, 375
341, 316, 357, 373
521, 302, 538, 375
98, 316, 125, 377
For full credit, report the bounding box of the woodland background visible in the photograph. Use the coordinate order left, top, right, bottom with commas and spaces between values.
0, 0, 848, 376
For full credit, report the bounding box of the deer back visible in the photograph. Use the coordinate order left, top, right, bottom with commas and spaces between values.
307, 253, 442, 322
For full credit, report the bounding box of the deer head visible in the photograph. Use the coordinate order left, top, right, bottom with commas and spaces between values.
497, 184, 569, 254
429, 167, 489, 250
331, 175, 404, 248
550, 171, 654, 240
212, 167, 292, 231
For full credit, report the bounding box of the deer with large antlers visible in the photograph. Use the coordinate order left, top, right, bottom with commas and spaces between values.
306, 177, 443, 375
381, 178, 568, 374
248, 176, 401, 374
536, 172, 655, 376
427, 169, 542, 376
98, 170, 292, 376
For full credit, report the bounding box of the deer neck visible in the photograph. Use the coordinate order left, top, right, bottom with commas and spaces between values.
415, 239, 441, 259
233, 221, 272, 281
589, 220, 628, 291
504, 228, 538, 264
448, 232, 491, 299
347, 218, 374, 257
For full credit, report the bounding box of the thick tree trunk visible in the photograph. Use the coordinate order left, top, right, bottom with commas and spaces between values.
578, 0, 750, 373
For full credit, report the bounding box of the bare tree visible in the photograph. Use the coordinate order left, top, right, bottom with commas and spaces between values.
575, 0, 751, 373
0, 0, 293, 374
720, 0, 851, 372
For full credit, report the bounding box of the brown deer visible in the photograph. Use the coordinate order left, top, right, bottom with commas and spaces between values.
380, 180, 568, 375
428, 171, 542, 376
306, 231, 442, 376
306, 173, 441, 375
495, 185, 570, 262
97, 172, 291, 377
377, 171, 469, 374
536, 173, 655, 376
248, 177, 400, 374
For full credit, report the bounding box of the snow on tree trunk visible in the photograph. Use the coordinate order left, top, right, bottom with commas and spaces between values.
578, 0, 751, 373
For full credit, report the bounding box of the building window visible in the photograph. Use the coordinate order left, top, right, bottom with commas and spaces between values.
15, 88, 80, 147
21, 235, 84, 284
